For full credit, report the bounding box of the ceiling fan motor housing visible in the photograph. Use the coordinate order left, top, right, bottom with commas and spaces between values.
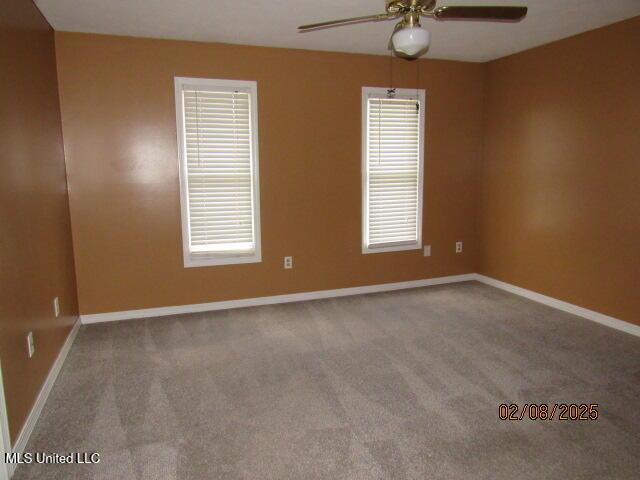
386, 0, 436, 16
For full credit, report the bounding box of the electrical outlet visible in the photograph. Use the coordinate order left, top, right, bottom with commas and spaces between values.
456, 241, 463, 253
423, 245, 431, 257
27, 332, 35, 358
53, 297, 60, 317
284, 256, 293, 269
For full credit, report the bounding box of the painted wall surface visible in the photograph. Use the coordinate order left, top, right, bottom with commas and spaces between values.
0, 0, 78, 442
54, 32, 485, 315
481, 17, 640, 326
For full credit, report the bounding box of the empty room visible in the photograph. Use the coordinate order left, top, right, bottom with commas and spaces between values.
1, 0, 639, 478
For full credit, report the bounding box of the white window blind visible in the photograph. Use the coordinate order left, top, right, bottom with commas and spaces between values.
175, 78, 261, 267
362, 87, 425, 253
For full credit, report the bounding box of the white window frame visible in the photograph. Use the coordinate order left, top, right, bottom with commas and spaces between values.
362, 86, 425, 254
175, 77, 262, 267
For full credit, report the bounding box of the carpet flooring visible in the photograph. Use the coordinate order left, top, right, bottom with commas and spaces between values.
13, 282, 640, 479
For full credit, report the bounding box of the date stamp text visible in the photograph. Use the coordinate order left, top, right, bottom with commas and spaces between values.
499, 403, 599, 421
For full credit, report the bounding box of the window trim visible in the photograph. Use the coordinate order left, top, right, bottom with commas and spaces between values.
175, 77, 262, 268
361, 86, 425, 254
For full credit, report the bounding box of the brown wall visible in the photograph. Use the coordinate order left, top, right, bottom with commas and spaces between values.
481, 16, 640, 325
54, 32, 485, 315
0, 1, 78, 442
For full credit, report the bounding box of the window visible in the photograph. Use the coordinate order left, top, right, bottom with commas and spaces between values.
362, 87, 425, 253
175, 77, 261, 267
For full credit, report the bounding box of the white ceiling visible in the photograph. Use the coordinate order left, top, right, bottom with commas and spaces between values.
35, 0, 640, 62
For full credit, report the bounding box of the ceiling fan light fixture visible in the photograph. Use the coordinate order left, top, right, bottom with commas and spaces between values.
392, 25, 430, 57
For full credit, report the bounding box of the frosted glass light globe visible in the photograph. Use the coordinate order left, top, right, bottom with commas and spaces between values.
392, 26, 430, 57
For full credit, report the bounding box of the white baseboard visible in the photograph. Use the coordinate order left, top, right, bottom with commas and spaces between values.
0, 363, 10, 480
8, 319, 81, 478
82, 273, 639, 336
81, 271, 638, 332
475, 274, 640, 338
81, 274, 477, 324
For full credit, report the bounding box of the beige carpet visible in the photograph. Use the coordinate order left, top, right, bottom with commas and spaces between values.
14, 282, 640, 479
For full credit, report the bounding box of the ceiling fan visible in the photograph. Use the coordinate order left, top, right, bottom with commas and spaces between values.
299, 1, 528, 58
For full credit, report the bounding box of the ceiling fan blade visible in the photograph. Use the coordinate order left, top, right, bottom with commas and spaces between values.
433, 6, 528, 21
299, 13, 394, 31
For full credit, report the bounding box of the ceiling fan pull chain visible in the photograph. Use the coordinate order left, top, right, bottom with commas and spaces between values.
387, 51, 396, 98
389, 50, 393, 91
416, 60, 420, 112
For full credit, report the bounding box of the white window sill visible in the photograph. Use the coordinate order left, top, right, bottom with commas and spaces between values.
362, 242, 422, 254
184, 252, 262, 268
